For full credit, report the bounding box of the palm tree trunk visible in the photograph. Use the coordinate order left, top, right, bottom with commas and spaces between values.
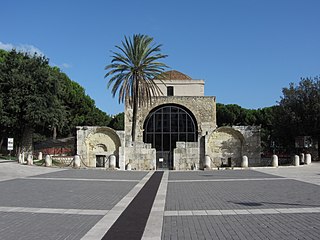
131, 102, 137, 142
131, 80, 139, 142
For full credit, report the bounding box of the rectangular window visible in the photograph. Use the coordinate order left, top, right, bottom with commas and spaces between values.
167, 86, 174, 96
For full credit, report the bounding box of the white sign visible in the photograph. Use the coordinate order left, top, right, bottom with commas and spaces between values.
7, 138, 14, 150
159, 158, 163, 162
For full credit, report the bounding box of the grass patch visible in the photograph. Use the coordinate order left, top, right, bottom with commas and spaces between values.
0, 155, 18, 161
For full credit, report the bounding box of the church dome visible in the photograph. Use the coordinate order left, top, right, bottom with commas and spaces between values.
159, 70, 192, 80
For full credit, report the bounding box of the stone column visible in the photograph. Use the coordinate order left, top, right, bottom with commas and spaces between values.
74, 155, 81, 168
241, 156, 248, 168
126, 163, 132, 170
305, 154, 312, 165
272, 155, 278, 167
109, 155, 116, 169
21, 152, 25, 164
204, 155, 211, 169
27, 154, 33, 165
38, 152, 43, 161
294, 155, 300, 166
45, 155, 52, 167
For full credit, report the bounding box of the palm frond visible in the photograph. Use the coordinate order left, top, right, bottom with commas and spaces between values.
104, 34, 169, 141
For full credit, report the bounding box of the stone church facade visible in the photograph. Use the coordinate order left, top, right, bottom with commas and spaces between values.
76, 70, 261, 170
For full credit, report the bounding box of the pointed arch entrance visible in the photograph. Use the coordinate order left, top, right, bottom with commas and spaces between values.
143, 104, 198, 169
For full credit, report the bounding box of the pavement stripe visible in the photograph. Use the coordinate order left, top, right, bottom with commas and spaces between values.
81, 171, 154, 240
102, 171, 164, 240
26, 177, 140, 182
168, 177, 288, 182
0, 206, 108, 215
164, 207, 320, 216
142, 170, 169, 240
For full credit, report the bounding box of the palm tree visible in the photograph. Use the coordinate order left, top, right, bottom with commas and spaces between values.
105, 34, 168, 142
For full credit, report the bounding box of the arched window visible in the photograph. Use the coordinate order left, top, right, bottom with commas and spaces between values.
143, 105, 197, 169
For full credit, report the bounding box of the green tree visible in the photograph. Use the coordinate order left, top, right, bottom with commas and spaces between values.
275, 77, 320, 152
0, 50, 112, 154
105, 34, 168, 141
46, 67, 111, 137
108, 112, 124, 130
0, 50, 66, 154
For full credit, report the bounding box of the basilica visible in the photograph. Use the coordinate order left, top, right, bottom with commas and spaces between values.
76, 70, 261, 170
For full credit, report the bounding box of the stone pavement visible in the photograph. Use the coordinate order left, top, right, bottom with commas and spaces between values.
0, 161, 320, 239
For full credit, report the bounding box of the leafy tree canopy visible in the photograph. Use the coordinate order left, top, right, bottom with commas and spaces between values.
0, 50, 111, 153
274, 77, 320, 149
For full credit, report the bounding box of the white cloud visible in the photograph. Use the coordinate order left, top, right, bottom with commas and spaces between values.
61, 63, 72, 69
0, 42, 14, 51
51, 62, 73, 69
1, 41, 72, 69
0, 41, 45, 56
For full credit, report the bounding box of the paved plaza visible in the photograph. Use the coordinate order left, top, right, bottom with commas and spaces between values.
0, 161, 320, 239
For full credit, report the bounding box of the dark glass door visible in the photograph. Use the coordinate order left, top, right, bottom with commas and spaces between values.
144, 105, 197, 169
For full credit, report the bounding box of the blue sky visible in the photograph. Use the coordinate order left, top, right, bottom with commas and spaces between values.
1, 0, 319, 115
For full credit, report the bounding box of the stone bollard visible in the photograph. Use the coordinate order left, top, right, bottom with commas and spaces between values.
305, 154, 312, 165
22, 152, 25, 164
38, 152, 43, 161
300, 153, 305, 164
27, 154, 33, 165
45, 155, 52, 167
109, 155, 116, 169
272, 155, 278, 167
126, 163, 132, 170
294, 155, 300, 166
18, 153, 23, 164
204, 155, 211, 169
74, 155, 81, 168
241, 156, 248, 168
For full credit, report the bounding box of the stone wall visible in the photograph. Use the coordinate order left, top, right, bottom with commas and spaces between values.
233, 126, 261, 166
76, 126, 123, 168
153, 79, 205, 97
122, 142, 156, 170
174, 142, 200, 170
206, 126, 261, 168
125, 96, 217, 144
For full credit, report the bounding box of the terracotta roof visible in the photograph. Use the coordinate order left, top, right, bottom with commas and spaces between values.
158, 70, 192, 80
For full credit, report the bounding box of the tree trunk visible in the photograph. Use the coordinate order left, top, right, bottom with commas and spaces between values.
131, 80, 139, 142
131, 98, 138, 142
21, 125, 34, 156
0, 137, 3, 151
53, 126, 57, 140
318, 135, 320, 161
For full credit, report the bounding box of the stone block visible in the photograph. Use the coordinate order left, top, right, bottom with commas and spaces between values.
109, 155, 116, 169
74, 155, 81, 168
272, 155, 278, 167
176, 142, 186, 148
294, 155, 300, 166
306, 154, 311, 165
204, 155, 211, 169
45, 155, 52, 167
27, 154, 33, 165
242, 156, 248, 168
38, 152, 43, 161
